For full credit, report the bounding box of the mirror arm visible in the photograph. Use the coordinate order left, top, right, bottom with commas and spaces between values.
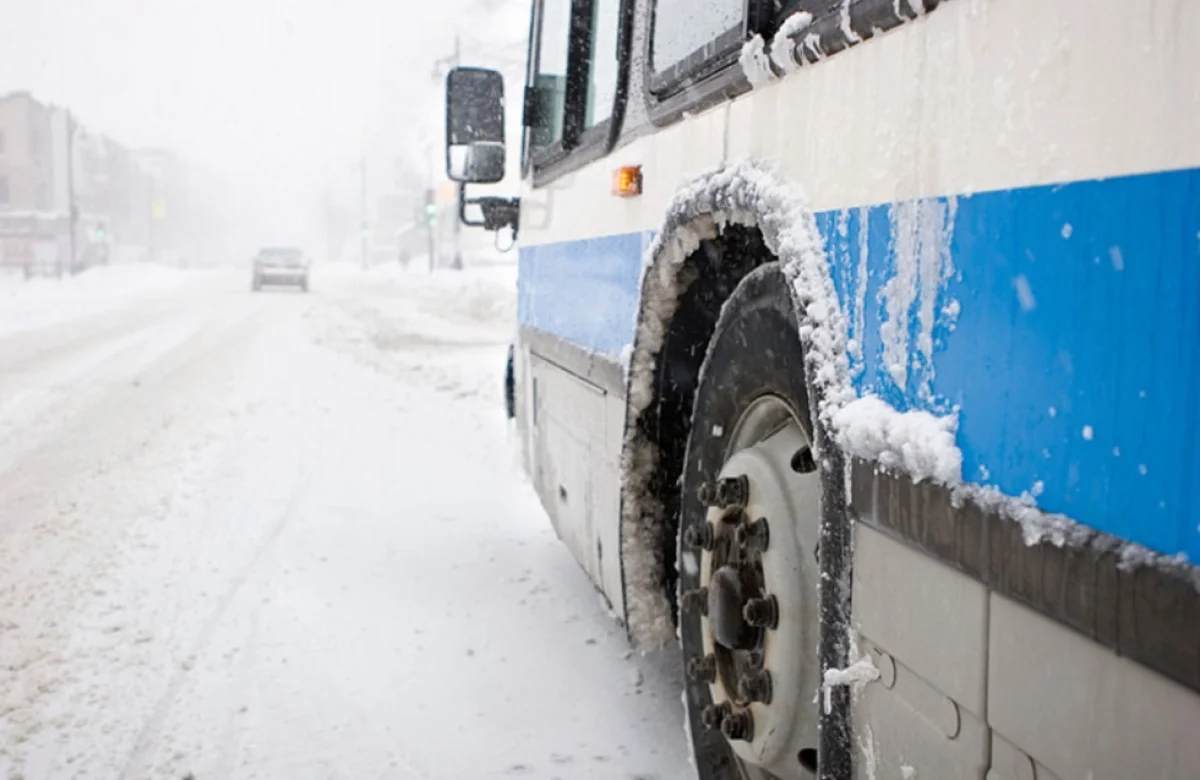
457, 183, 520, 238
457, 183, 486, 228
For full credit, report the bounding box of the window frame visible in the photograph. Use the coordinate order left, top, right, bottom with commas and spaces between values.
640, 0, 769, 130
524, 0, 632, 187
644, 0, 746, 100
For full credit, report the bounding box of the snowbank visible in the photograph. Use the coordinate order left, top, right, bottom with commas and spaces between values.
314, 261, 517, 337
0, 264, 191, 335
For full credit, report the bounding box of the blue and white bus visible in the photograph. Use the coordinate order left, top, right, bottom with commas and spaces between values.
445, 1, 1200, 777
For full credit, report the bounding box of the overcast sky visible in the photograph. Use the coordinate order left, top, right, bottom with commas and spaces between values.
0, 0, 527, 241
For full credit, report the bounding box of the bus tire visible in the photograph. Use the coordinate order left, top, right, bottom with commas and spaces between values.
678, 262, 823, 779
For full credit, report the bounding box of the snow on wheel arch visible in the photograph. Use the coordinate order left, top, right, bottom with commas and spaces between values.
618, 161, 854, 649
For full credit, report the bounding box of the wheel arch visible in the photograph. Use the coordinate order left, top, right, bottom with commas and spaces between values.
616, 161, 857, 777
617, 162, 854, 651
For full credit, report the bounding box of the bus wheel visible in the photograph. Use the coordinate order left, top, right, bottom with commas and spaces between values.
678, 263, 821, 779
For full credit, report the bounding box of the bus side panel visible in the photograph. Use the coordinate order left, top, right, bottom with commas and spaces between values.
527, 354, 605, 585
516, 233, 644, 362
808, 169, 1200, 562
850, 524, 990, 780
986, 592, 1200, 779
515, 234, 648, 614
851, 522, 1200, 780
714, 0, 1200, 775
722, 0, 1200, 561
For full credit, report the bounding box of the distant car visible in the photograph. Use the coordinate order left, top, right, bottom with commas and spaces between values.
251, 247, 309, 292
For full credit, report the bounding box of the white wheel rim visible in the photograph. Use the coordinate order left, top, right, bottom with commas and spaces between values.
690, 396, 821, 776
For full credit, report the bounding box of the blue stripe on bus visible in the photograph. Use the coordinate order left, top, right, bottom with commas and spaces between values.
517, 167, 1200, 561
518, 231, 650, 360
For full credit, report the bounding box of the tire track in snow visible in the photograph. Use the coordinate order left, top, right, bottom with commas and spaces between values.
209, 583, 266, 780
0, 301, 267, 540
0, 296, 182, 379
116, 459, 317, 780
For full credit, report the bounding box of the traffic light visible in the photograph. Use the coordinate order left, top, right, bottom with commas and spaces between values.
423, 188, 437, 228
94, 222, 107, 241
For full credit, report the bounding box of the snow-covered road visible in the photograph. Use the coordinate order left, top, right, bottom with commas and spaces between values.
0, 265, 691, 780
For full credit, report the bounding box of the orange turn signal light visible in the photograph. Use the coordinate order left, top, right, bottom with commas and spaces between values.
612, 165, 643, 198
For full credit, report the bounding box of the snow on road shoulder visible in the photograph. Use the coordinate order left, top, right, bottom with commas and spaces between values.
305, 263, 517, 405
0, 264, 194, 335
1, 264, 690, 779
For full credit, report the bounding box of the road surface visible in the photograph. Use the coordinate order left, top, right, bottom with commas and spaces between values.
0, 265, 691, 780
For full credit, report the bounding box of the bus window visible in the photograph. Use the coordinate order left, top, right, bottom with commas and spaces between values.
531, 0, 572, 151
651, 0, 743, 74
585, 0, 621, 128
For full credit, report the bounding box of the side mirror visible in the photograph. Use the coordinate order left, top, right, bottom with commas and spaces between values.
445, 67, 506, 184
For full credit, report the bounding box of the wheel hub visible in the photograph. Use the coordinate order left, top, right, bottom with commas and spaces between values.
708, 564, 759, 651
682, 397, 822, 775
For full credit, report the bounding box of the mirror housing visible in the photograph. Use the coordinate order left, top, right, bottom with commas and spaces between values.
445, 67, 506, 184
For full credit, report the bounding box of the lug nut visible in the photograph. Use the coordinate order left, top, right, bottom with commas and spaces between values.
697, 482, 714, 505
720, 509, 745, 526
686, 654, 716, 684
701, 701, 732, 730
735, 517, 770, 550
737, 669, 773, 704
715, 475, 749, 509
721, 709, 754, 741
791, 446, 817, 473
681, 587, 709, 616
743, 595, 779, 630
683, 522, 715, 551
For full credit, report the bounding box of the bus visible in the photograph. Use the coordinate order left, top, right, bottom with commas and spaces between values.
443, 1, 1200, 778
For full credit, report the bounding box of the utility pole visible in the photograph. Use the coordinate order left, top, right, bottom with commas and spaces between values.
450, 34, 463, 270
65, 111, 77, 277
359, 154, 368, 270
424, 186, 436, 273
424, 141, 437, 273
432, 34, 464, 270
